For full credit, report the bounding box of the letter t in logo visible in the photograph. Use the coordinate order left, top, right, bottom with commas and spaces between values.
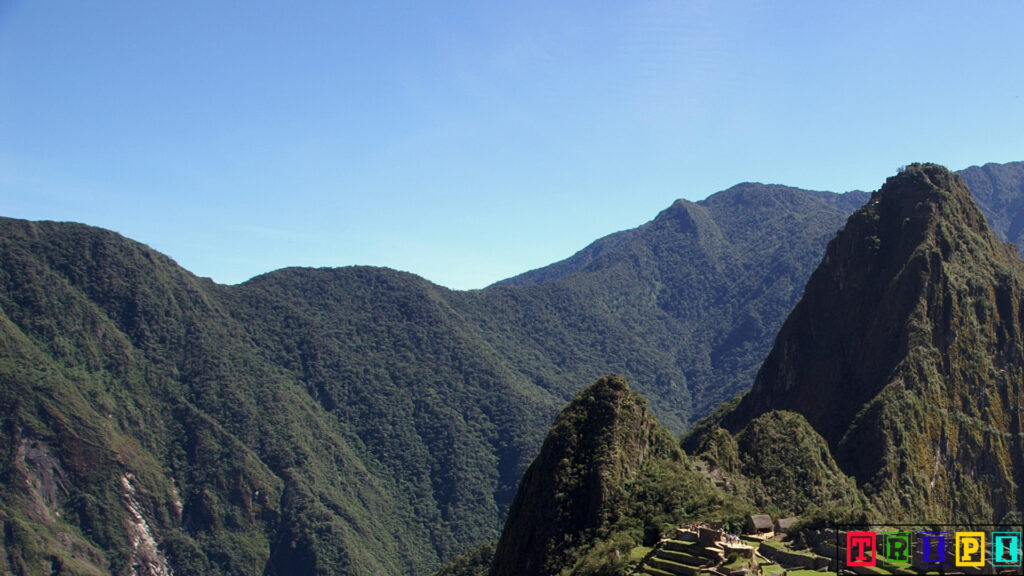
847, 532, 876, 567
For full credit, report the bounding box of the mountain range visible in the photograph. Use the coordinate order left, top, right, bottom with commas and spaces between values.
489, 163, 1024, 575
1, 162, 1022, 575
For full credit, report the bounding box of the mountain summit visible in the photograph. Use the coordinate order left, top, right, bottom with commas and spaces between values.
489, 376, 667, 576
711, 163, 1024, 522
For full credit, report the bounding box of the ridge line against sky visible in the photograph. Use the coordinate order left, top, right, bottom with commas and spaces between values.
2, 1, 1023, 289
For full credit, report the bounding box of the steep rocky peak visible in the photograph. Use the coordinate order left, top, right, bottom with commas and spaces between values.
710, 163, 1024, 522
489, 375, 674, 576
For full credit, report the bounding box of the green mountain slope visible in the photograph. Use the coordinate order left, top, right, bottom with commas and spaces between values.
487, 378, 874, 576
0, 220, 442, 575
0, 183, 865, 575
690, 164, 1024, 523
229, 267, 556, 551
486, 184, 869, 425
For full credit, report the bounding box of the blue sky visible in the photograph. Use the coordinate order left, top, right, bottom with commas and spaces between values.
2, 1, 1022, 289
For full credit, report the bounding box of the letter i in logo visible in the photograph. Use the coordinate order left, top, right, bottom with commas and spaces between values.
918, 533, 947, 567
847, 532, 876, 567
992, 532, 1021, 568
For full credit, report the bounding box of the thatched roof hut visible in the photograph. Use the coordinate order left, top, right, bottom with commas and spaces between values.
775, 516, 799, 533
746, 514, 774, 536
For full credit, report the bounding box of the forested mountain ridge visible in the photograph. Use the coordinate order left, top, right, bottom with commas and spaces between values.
489, 375, 762, 576
1, 162, 1023, 575
487, 376, 869, 576
0, 220, 439, 575
485, 184, 870, 424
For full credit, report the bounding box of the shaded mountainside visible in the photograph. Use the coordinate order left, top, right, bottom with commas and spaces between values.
690, 164, 1024, 524
490, 375, 672, 576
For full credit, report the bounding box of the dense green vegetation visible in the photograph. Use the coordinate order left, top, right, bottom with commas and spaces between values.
430, 541, 495, 576
0, 222, 425, 575
0, 180, 870, 575
3, 161, 1024, 575
490, 184, 870, 424
488, 378, 877, 576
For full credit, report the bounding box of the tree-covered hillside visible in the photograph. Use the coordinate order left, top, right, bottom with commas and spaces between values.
0, 220, 443, 575
2, 161, 1023, 575
490, 375, 756, 576
0, 183, 865, 575
487, 184, 869, 425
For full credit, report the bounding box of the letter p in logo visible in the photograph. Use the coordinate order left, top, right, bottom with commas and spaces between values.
956, 532, 985, 567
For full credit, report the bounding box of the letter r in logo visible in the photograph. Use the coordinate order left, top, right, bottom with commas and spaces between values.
880, 532, 912, 567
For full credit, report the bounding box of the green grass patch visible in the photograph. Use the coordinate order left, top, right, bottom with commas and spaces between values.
629, 546, 652, 561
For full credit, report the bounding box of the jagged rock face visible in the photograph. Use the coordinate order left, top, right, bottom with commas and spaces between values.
489, 375, 672, 576
725, 164, 1024, 522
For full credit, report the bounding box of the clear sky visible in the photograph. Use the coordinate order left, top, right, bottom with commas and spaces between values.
2, 1, 1022, 289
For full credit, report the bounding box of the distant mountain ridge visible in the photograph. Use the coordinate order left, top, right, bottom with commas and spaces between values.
497, 184, 868, 288
486, 183, 870, 424
2, 161, 1023, 575
960, 161, 1024, 257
